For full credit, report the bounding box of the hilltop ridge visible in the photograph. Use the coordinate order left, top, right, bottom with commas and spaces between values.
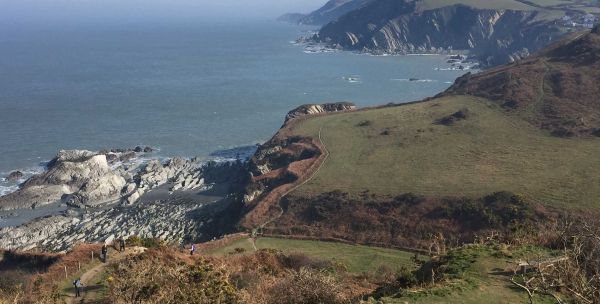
444, 26, 600, 136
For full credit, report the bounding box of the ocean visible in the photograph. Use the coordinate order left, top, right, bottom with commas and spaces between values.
0, 20, 467, 195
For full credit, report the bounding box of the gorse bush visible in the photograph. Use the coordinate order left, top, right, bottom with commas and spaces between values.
267, 268, 350, 304
108, 249, 241, 304
434, 192, 537, 230
125, 236, 165, 248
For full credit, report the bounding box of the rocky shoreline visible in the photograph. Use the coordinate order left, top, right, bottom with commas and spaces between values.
0, 103, 357, 252
0, 148, 249, 251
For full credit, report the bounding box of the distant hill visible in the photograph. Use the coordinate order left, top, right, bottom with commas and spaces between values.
278, 0, 375, 26
276, 13, 307, 24
444, 25, 600, 136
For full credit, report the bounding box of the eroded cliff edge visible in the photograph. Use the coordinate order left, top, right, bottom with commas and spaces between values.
239, 102, 356, 229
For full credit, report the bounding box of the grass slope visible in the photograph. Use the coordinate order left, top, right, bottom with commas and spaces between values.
381, 245, 557, 304
206, 237, 419, 273
290, 96, 600, 210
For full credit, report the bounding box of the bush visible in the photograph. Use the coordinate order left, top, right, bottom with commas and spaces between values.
126, 236, 165, 248
266, 268, 349, 304
108, 249, 241, 304
433, 192, 536, 230
229, 247, 247, 255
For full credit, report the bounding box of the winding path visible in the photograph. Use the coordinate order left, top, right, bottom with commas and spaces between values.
64, 247, 145, 304
255, 125, 330, 234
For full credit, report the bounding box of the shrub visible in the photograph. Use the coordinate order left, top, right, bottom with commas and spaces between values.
395, 266, 418, 288
125, 236, 165, 248
432, 192, 537, 230
108, 249, 241, 304
266, 268, 349, 304
229, 247, 247, 255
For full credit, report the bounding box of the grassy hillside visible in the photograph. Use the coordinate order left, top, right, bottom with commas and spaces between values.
290, 95, 600, 210
377, 245, 557, 304
206, 237, 419, 273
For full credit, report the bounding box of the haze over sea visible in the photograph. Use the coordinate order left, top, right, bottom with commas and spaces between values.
0, 20, 466, 193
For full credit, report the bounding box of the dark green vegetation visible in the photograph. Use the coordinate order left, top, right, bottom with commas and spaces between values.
372, 244, 558, 304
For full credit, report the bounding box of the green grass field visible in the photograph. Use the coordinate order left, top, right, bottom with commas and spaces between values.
290, 96, 600, 210
206, 237, 420, 273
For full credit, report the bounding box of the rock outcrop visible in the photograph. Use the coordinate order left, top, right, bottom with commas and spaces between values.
0, 149, 206, 211
0, 150, 127, 210
0, 197, 231, 251
0, 154, 248, 251
284, 102, 356, 123
314, 0, 564, 66
6, 171, 23, 182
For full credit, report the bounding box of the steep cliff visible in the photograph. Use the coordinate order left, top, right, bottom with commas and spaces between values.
315, 0, 564, 66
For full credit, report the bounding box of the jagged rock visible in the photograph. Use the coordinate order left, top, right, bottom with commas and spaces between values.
105, 153, 119, 163
285, 102, 356, 122
61, 194, 85, 208
0, 150, 125, 210
6, 171, 23, 182
119, 151, 136, 162
0, 150, 247, 251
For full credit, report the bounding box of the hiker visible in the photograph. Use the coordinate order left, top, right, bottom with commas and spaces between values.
119, 238, 126, 252
101, 244, 108, 262
190, 244, 196, 255
73, 278, 83, 298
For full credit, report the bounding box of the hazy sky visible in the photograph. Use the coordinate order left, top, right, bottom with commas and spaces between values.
1, 0, 326, 26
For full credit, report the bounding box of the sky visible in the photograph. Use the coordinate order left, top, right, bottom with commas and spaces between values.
0, 0, 326, 26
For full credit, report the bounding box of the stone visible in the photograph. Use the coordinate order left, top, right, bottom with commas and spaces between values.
105, 153, 119, 163
6, 171, 23, 182
119, 151, 136, 162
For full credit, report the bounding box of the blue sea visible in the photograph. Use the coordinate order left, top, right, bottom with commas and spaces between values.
0, 20, 467, 194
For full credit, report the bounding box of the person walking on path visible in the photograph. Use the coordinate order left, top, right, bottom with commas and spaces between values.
73, 278, 83, 298
190, 244, 196, 256
101, 245, 108, 263
119, 238, 126, 252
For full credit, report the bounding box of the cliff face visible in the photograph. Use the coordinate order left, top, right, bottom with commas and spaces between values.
316, 0, 564, 66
